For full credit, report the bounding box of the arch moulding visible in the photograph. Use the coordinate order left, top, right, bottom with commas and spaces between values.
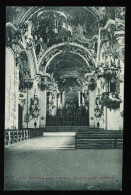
37, 42, 96, 73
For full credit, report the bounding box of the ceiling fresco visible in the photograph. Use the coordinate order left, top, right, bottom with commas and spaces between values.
6, 6, 123, 100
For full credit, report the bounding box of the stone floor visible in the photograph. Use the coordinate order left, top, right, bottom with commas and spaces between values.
4, 133, 123, 191
5, 132, 76, 150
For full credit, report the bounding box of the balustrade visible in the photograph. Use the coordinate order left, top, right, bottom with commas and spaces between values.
4, 128, 44, 146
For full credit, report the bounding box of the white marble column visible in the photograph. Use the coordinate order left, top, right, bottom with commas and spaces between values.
62, 91, 65, 107
96, 27, 103, 65
27, 21, 33, 39
82, 93, 85, 106
58, 93, 61, 109
104, 106, 107, 130
103, 86, 122, 130
54, 92, 57, 107
106, 108, 121, 130
103, 83, 108, 130
49, 91, 57, 116
60, 92, 63, 108
89, 90, 96, 128
120, 82, 124, 113
78, 91, 81, 107
49, 92, 52, 115
39, 89, 47, 128
26, 47, 37, 78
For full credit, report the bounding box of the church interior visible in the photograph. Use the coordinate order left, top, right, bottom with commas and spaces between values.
4, 6, 124, 190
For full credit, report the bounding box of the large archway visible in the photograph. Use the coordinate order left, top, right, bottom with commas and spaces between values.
38, 43, 95, 127
5, 6, 124, 131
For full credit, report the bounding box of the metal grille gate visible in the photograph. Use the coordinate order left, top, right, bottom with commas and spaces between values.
46, 107, 89, 126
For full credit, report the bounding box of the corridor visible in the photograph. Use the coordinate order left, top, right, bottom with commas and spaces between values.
4, 133, 122, 191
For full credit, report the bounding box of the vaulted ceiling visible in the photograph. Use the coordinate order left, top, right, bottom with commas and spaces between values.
46, 51, 90, 91
6, 6, 117, 94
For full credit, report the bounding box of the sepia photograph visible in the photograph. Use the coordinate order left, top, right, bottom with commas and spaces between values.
4, 6, 125, 191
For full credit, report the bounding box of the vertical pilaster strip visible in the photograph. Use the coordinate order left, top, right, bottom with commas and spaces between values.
82, 94, 85, 106
89, 90, 96, 128
62, 91, 65, 107
39, 89, 47, 128
78, 91, 80, 107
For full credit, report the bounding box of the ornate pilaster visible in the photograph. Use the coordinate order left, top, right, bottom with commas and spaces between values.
62, 91, 65, 107
82, 94, 85, 106
48, 92, 52, 115
88, 77, 97, 128
115, 33, 124, 130
95, 7, 125, 130
22, 76, 34, 128
26, 47, 37, 78
36, 74, 48, 128
39, 88, 47, 128
89, 90, 96, 128
47, 90, 57, 116
78, 91, 81, 107
57, 93, 61, 109
58, 91, 63, 109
